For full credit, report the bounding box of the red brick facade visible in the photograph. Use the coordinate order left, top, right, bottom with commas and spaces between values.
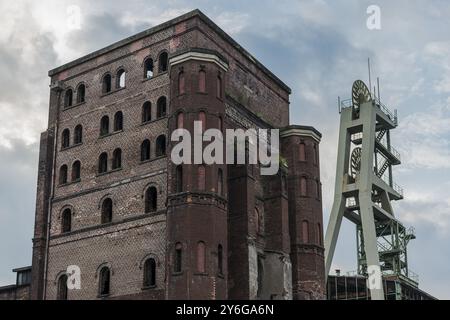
30, 9, 325, 300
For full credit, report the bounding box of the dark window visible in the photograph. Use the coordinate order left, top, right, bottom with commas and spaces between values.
100, 116, 109, 136
178, 71, 185, 95
299, 143, 306, 161
218, 169, 223, 196
174, 243, 182, 273
176, 165, 183, 193
316, 180, 321, 198
98, 152, 108, 174
317, 223, 322, 246
217, 75, 222, 99
157, 96, 167, 118
59, 165, 68, 185
198, 111, 206, 131
197, 241, 206, 273
255, 208, 261, 234
176, 112, 184, 129
218, 116, 223, 132
101, 198, 113, 224
62, 129, 70, 149
74, 125, 82, 144
102, 74, 112, 94
302, 220, 309, 243
64, 89, 73, 108
72, 161, 81, 181
114, 111, 123, 131
145, 186, 157, 213
112, 148, 122, 170
61, 208, 72, 233
143, 258, 156, 287
313, 143, 318, 165
141, 139, 151, 161
217, 244, 223, 274
57, 274, 68, 300
300, 177, 307, 196
158, 52, 168, 73
116, 69, 126, 88
76, 84, 85, 103
99, 267, 110, 296
257, 256, 263, 297
156, 135, 166, 157
144, 58, 154, 79
142, 102, 151, 123
198, 165, 205, 191
218, 244, 223, 275
198, 70, 206, 93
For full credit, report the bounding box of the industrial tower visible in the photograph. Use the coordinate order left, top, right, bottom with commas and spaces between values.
325, 80, 417, 300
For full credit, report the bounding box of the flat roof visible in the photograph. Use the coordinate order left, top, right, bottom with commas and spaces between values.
48, 9, 291, 94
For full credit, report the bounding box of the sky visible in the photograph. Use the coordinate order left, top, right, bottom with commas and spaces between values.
0, 0, 449, 299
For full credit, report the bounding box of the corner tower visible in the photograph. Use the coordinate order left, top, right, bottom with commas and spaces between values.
166, 49, 229, 299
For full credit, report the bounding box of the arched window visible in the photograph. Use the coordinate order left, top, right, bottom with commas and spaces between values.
98, 152, 108, 174
174, 242, 182, 273
141, 139, 151, 161
316, 223, 322, 245
257, 256, 263, 298
98, 267, 110, 296
156, 135, 166, 157
62, 129, 70, 149
142, 102, 151, 123
114, 111, 123, 131
313, 143, 318, 165
198, 165, 206, 191
101, 198, 113, 224
72, 161, 81, 182
100, 116, 109, 136
300, 177, 307, 196
299, 143, 306, 162
176, 112, 184, 129
144, 58, 154, 79
59, 165, 68, 185
218, 116, 223, 132
57, 274, 68, 300
217, 168, 223, 196
102, 74, 112, 94
76, 84, 85, 103
61, 208, 72, 233
74, 125, 82, 144
178, 71, 185, 95
157, 96, 167, 118
112, 148, 122, 170
158, 51, 168, 73
198, 69, 206, 93
255, 208, 261, 234
116, 69, 126, 88
64, 89, 73, 108
197, 241, 206, 273
316, 180, 321, 199
143, 258, 156, 287
145, 186, 157, 213
198, 111, 206, 131
217, 75, 222, 99
218, 244, 223, 275
302, 220, 309, 243
176, 165, 183, 193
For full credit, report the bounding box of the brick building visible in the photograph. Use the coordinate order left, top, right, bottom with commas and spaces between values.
30, 9, 325, 300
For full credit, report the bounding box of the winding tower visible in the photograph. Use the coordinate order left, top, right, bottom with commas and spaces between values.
325, 80, 417, 300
